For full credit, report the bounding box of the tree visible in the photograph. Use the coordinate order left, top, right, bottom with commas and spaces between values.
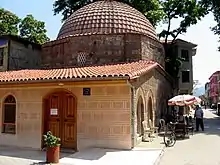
209, 0, 220, 50
19, 14, 50, 44
53, 0, 165, 26
0, 8, 50, 44
0, 8, 20, 35
158, 0, 210, 88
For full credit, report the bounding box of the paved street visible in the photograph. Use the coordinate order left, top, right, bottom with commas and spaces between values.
2, 109, 220, 165
0, 145, 162, 165
159, 109, 220, 165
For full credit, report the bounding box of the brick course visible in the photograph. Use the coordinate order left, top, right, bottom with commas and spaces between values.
42, 34, 165, 68
0, 83, 132, 150
131, 69, 172, 146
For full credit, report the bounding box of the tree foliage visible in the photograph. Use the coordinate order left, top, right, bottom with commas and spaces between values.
19, 15, 49, 44
0, 8, 20, 35
159, 0, 210, 81
0, 8, 49, 44
209, 0, 220, 50
53, 0, 165, 26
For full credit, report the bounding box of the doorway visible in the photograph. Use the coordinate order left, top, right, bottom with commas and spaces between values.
43, 90, 77, 150
136, 96, 145, 137
148, 97, 153, 125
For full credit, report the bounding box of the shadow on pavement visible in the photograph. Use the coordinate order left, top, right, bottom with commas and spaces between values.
0, 147, 70, 162
158, 109, 220, 142
0, 146, 122, 164
30, 162, 48, 165
193, 109, 220, 137
196, 118, 220, 136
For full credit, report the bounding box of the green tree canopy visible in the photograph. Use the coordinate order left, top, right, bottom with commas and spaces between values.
0, 8, 20, 35
159, 0, 210, 79
0, 8, 50, 44
19, 15, 50, 44
209, 0, 220, 50
53, 0, 165, 26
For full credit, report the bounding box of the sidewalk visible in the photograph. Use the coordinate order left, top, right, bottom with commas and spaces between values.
0, 143, 164, 165
158, 109, 220, 165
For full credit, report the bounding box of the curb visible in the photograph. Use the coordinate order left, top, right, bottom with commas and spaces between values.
153, 147, 166, 165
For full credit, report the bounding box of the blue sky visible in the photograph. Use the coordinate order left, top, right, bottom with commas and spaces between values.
1, 0, 220, 86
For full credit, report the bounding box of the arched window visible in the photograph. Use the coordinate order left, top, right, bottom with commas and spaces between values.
2, 95, 16, 134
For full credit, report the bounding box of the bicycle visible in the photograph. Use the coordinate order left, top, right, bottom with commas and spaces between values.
163, 122, 177, 147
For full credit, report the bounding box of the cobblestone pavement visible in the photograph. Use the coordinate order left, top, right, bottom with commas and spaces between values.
159, 109, 220, 165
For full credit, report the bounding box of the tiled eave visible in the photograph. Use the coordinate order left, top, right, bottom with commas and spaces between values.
0, 75, 130, 85
0, 60, 159, 85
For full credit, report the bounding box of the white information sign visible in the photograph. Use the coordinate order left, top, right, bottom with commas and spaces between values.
50, 108, 58, 115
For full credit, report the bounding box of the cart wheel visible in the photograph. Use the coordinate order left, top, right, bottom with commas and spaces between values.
163, 131, 176, 147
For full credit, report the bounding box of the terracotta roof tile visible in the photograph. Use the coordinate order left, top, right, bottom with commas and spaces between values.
0, 60, 159, 83
57, 1, 157, 40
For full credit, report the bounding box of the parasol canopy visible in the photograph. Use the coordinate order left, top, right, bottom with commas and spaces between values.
168, 94, 202, 106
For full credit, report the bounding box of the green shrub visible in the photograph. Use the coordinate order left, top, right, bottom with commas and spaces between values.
43, 131, 61, 147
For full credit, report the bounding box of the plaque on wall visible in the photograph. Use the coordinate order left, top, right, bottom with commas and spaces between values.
50, 108, 58, 115
83, 88, 91, 96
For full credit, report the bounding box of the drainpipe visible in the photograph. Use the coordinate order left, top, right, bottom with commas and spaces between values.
127, 80, 135, 149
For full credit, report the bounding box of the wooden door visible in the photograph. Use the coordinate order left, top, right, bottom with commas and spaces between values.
44, 91, 77, 150
62, 93, 77, 149
47, 93, 61, 139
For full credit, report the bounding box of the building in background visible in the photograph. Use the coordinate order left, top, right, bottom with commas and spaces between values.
162, 39, 197, 95
0, 35, 41, 71
205, 82, 211, 106
208, 71, 220, 105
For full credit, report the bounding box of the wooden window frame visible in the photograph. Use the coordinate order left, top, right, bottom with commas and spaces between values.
2, 95, 16, 134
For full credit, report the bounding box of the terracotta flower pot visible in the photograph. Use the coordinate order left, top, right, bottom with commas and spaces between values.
46, 146, 60, 163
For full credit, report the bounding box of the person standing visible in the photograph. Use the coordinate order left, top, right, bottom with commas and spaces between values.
194, 105, 204, 131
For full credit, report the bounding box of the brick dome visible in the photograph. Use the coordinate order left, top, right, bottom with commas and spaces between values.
57, 0, 157, 40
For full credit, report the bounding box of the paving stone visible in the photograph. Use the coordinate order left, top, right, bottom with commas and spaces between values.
0, 145, 162, 165
159, 109, 220, 165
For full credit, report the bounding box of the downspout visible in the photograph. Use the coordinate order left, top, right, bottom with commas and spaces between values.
127, 80, 135, 148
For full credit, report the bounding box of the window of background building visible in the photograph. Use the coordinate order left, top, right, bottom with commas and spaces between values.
2, 95, 16, 134
181, 49, 189, 61
0, 48, 4, 66
182, 71, 190, 83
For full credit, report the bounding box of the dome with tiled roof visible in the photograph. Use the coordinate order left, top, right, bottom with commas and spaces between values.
57, 0, 157, 40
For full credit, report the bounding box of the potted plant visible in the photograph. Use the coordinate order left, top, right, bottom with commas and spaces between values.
43, 131, 61, 163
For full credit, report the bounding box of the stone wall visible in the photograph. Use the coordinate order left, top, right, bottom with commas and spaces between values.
41, 34, 164, 68
141, 35, 165, 67
0, 81, 131, 150
8, 40, 41, 70
42, 34, 138, 68
130, 68, 172, 145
